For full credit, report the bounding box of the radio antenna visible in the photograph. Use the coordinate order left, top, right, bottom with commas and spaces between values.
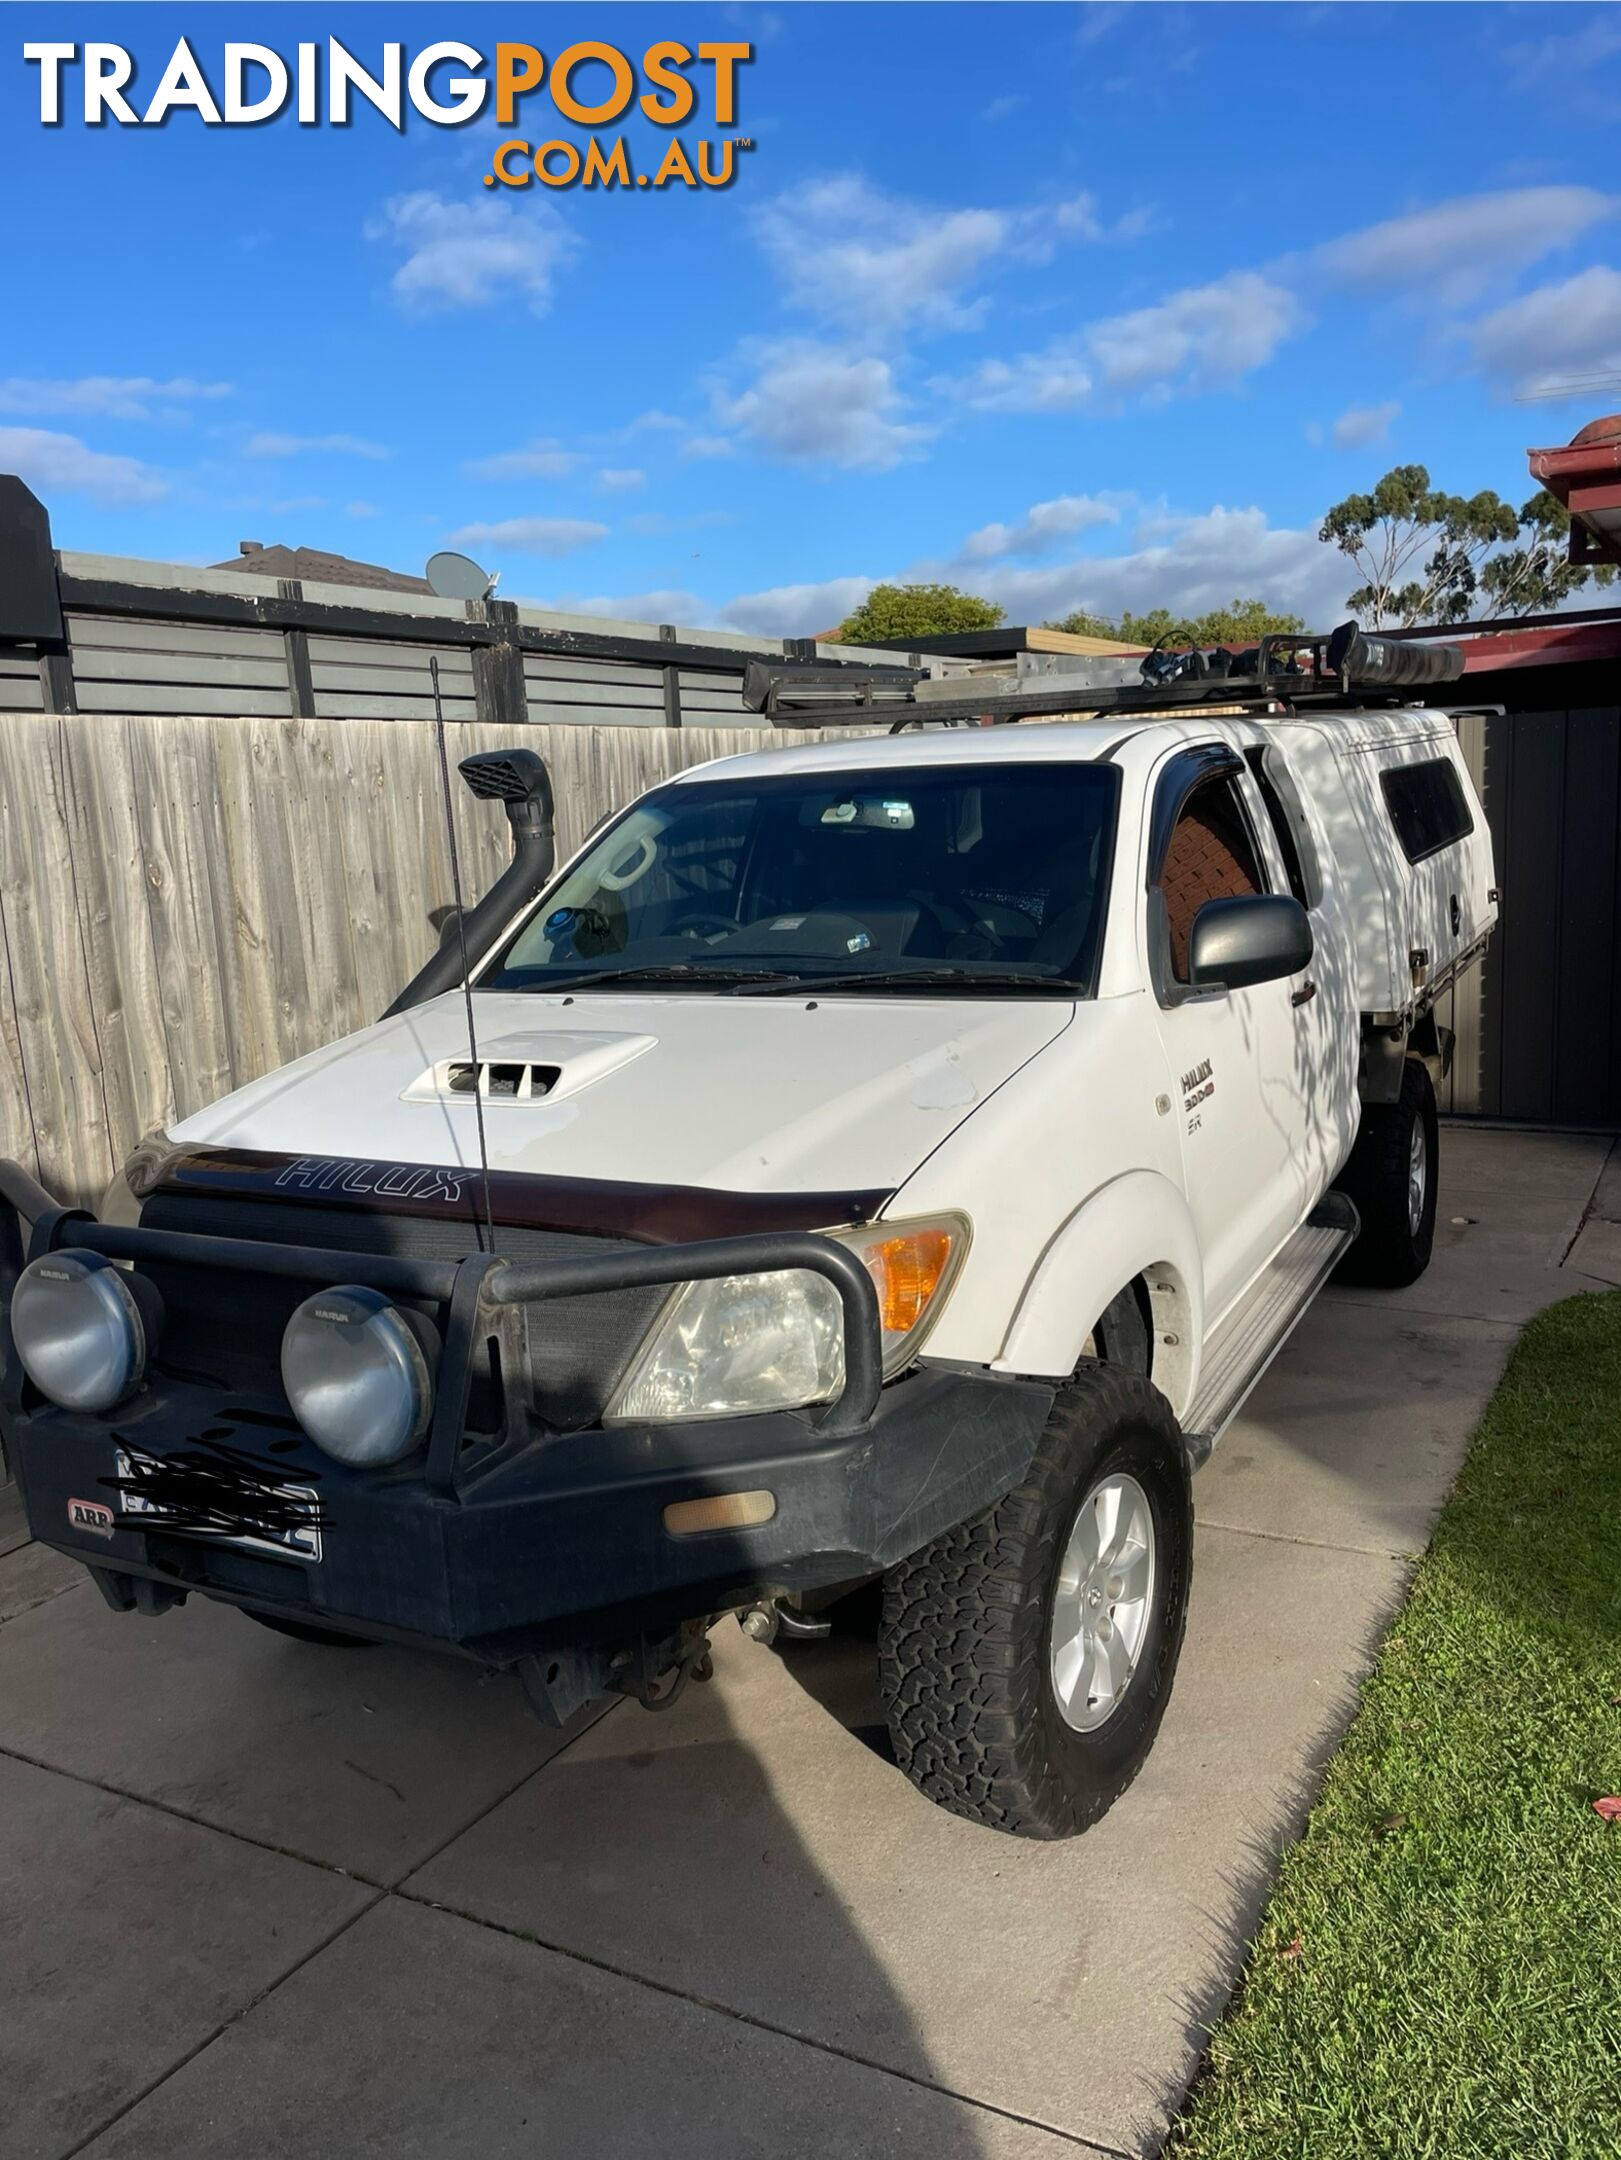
430, 655, 497, 1255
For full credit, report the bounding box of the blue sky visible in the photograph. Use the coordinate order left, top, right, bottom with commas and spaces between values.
3, 2, 1619, 634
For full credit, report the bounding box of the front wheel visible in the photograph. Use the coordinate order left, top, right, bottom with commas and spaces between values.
878, 1364, 1193, 1840
1334, 1059, 1438, 1288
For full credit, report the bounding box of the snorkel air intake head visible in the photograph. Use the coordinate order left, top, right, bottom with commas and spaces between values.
382, 747, 556, 1017
459, 748, 555, 853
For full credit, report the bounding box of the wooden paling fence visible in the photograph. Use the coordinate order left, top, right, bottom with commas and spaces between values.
0, 711, 777, 1209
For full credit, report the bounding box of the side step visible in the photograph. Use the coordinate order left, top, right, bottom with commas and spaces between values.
1181, 1192, 1359, 1469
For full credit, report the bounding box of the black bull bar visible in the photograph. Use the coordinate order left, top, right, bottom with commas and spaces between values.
0, 1156, 886, 1491
0, 1157, 1056, 1685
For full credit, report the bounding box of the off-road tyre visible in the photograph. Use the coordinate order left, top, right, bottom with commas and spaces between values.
1333, 1059, 1438, 1288
878, 1364, 1193, 1839
243, 1610, 376, 1648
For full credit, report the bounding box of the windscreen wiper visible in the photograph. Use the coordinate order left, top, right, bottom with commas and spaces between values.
490, 961, 1082, 997
490, 962, 790, 993
732, 965, 1083, 997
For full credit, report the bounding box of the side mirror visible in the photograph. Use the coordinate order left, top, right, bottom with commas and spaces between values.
1188, 894, 1313, 991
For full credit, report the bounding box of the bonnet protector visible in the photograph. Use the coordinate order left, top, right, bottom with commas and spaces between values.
136, 1146, 893, 1246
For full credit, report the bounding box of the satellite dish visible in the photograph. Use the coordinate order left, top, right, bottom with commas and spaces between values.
426, 549, 496, 601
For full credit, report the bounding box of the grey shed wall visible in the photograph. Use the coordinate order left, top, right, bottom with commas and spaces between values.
1474, 701, 1621, 1125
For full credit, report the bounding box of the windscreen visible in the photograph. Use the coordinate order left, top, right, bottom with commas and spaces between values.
482, 761, 1119, 996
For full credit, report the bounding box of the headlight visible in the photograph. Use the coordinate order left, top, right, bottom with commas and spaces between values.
281, 1287, 435, 1467
604, 1215, 967, 1427
10, 1248, 156, 1412
606, 1265, 844, 1425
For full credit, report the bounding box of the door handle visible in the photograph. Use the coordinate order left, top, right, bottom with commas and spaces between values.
1290, 978, 1318, 1008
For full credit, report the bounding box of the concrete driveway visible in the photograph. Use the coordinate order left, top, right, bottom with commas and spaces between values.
1, 1127, 1611, 2160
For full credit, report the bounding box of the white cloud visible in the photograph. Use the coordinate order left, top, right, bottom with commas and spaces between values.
345, 500, 380, 518
713, 342, 929, 471
1049, 193, 1111, 243
678, 434, 736, 461
465, 439, 579, 481
1312, 187, 1615, 308
750, 174, 1142, 337
1507, 16, 1621, 82
0, 426, 168, 505
721, 575, 877, 638
936, 270, 1301, 414
984, 94, 1025, 122
0, 375, 231, 421
517, 586, 710, 624
1087, 272, 1304, 396
245, 432, 391, 460
940, 351, 1096, 414
752, 176, 1009, 334
597, 467, 645, 492
1107, 204, 1159, 246
370, 191, 580, 317
970, 505, 1351, 629
957, 495, 1121, 563
1076, 3, 1128, 47
445, 517, 609, 557
706, 496, 1356, 642
1471, 264, 1621, 396
1005, 193, 1155, 266
922, 186, 1607, 428
1331, 399, 1401, 450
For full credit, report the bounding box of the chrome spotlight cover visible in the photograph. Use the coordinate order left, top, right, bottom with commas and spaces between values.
281, 1286, 435, 1467
10, 1248, 155, 1413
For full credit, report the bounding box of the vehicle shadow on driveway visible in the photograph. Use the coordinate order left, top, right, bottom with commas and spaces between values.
401, 1625, 1032, 2156
771, 1584, 900, 1764
0, 1563, 1031, 2159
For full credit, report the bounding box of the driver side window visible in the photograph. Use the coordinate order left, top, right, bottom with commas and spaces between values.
1159, 776, 1266, 982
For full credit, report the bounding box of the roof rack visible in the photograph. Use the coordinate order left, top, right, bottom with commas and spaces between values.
746, 624, 1465, 730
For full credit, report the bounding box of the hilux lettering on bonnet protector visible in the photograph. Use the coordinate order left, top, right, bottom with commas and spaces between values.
275, 1156, 471, 1204
137, 1144, 892, 1244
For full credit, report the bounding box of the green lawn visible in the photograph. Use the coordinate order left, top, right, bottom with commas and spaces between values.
1169, 1291, 1621, 2160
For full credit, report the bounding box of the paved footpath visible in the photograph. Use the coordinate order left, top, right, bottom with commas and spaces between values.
0, 1128, 1610, 2160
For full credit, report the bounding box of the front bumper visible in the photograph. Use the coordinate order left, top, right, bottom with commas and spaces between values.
1, 1160, 1052, 1668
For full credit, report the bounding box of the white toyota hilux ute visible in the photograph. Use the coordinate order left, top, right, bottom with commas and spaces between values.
1, 625, 1496, 1839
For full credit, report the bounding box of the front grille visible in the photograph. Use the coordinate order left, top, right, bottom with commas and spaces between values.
137, 1193, 668, 1431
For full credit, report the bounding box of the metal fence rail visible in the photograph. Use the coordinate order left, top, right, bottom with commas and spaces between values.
0, 475, 915, 731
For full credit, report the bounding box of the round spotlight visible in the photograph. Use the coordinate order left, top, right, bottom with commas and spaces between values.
281, 1287, 434, 1467
10, 1248, 153, 1413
